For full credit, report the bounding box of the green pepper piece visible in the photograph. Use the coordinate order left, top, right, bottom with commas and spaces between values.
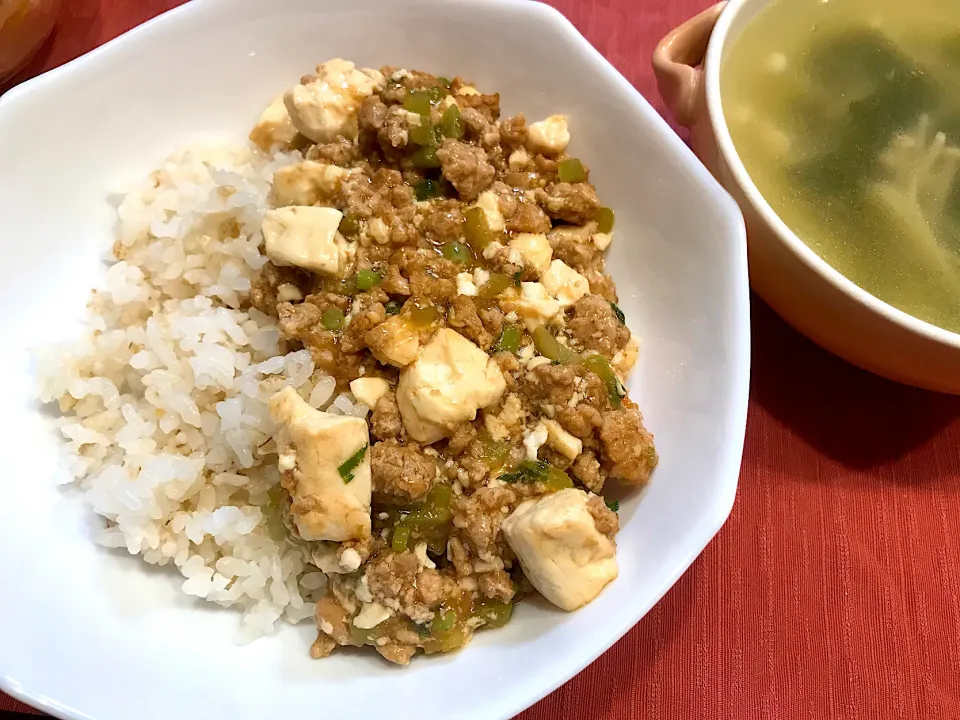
410, 303, 438, 328
409, 120, 439, 147
441, 241, 474, 266
321, 307, 345, 331
404, 89, 433, 116
431, 608, 457, 634
409, 145, 441, 169
532, 326, 578, 363
338, 214, 361, 237
392, 524, 412, 553
385, 300, 403, 315
439, 104, 464, 139
436, 76, 452, 89
415, 179, 441, 201
493, 325, 521, 354
427, 85, 445, 103
582, 354, 625, 407
337, 444, 368, 483
473, 598, 513, 628
463, 206, 494, 251
594, 206, 615, 234
498, 460, 573, 491
356, 269, 382, 291
478, 273, 513, 298
557, 158, 587, 183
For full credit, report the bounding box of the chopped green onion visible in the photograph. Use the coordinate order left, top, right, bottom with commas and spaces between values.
415, 179, 441, 201
409, 146, 441, 169
338, 214, 360, 237
441, 241, 474, 266
392, 524, 412, 553
338, 443, 368, 483
404, 89, 433, 115
498, 460, 573, 491
385, 300, 403, 315
439, 104, 464, 139
610, 302, 625, 324
512, 271, 522, 286
582, 354, 625, 407
595, 206, 615, 234
493, 325, 521, 354
409, 120, 440, 147
532, 326, 578, 363
463, 206, 494, 251
477, 273, 513, 298
557, 158, 587, 183
321, 307, 345, 331
356, 269, 381, 291
431, 608, 457, 634
604, 498, 620, 512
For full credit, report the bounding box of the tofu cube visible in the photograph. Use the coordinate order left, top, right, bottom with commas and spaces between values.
542, 418, 583, 460
527, 114, 570, 155
514, 282, 562, 330
269, 386, 371, 543
509, 233, 553, 276
397, 329, 507, 443
473, 190, 506, 233
502, 488, 617, 611
541, 259, 590, 308
262, 206, 353, 277
273, 161, 350, 207
284, 58, 382, 143
349, 377, 391, 408
364, 315, 420, 368
249, 94, 298, 151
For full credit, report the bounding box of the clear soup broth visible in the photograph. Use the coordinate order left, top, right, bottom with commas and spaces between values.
722, 0, 960, 333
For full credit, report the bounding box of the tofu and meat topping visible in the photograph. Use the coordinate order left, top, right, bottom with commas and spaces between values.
252, 59, 658, 665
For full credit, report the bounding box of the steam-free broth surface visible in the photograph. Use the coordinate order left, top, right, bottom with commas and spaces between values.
722, 0, 960, 333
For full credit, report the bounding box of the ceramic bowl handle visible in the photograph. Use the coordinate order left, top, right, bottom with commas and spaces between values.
652, 2, 726, 128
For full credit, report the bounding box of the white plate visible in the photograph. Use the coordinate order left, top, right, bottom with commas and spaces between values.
0, 0, 750, 718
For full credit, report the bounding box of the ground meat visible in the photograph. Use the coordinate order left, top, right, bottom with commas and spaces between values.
315, 594, 361, 649
357, 95, 389, 133
378, 106, 410, 151
340, 295, 387, 354
370, 439, 436, 504
448, 296, 493, 349
548, 226, 598, 271
371, 392, 404, 440
341, 175, 392, 220
364, 550, 421, 612
421, 200, 465, 242
393, 247, 458, 302
249, 261, 311, 315
588, 270, 619, 303
478, 305, 504, 339
453, 486, 518, 553
460, 107, 494, 142
579, 368, 612, 412
299, 327, 368, 385
436, 140, 496, 200
522, 364, 577, 406
571, 451, 605, 492
305, 136, 360, 166
371, 168, 415, 209
376, 640, 417, 666
505, 199, 552, 234
598, 408, 658, 486
380, 265, 411, 296
448, 536, 473, 577
455, 89, 501, 123
447, 421, 478, 457
586, 494, 619, 540
499, 114, 527, 149
538, 182, 601, 224
567, 294, 631, 357
557, 404, 603, 439
478, 569, 515, 602
491, 350, 520, 389
415, 567, 449, 608
276, 301, 322, 340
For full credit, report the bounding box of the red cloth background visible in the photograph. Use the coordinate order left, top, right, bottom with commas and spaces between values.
4, 1, 960, 718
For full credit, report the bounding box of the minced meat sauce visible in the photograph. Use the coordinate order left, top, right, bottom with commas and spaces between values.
249, 60, 658, 665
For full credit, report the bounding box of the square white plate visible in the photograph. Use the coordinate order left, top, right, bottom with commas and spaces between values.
0, 1, 750, 718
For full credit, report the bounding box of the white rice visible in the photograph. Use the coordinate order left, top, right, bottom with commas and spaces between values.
34, 143, 367, 641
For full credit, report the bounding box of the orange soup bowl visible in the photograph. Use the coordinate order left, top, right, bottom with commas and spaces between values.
654, 0, 960, 394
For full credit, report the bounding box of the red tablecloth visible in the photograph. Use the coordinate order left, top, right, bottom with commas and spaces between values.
5, 1, 960, 718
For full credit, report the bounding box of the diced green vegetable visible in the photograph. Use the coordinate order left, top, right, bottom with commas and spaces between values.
477, 431, 510, 471
604, 498, 620, 512
436, 76, 452, 89
441, 241, 474, 266
427, 86, 445, 103
582, 354, 625, 407
557, 158, 587, 183
410, 303, 439, 328
338, 214, 360, 237
493, 325, 521, 354
409, 120, 440, 147
498, 460, 573, 491
595, 206, 615, 234
415, 179, 441, 201
473, 598, 513, 629
463, 206, 495, 251
338, 444, 368, 483
356, 269, 382, 291
610, 302, 625, 324
404, 89, 433, 115
385, 300, 403, 315
409, 145, 441, 169
532, 326, 578, 363
392, 524, 412, 553
321, 307, 345, 331
391, 483, 454, 558
431, 608, 457, 633
439, 104, 464, 139
478, 273, 513, 298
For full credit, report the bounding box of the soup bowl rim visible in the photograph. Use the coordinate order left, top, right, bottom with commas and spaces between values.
703, 0, 960, 350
